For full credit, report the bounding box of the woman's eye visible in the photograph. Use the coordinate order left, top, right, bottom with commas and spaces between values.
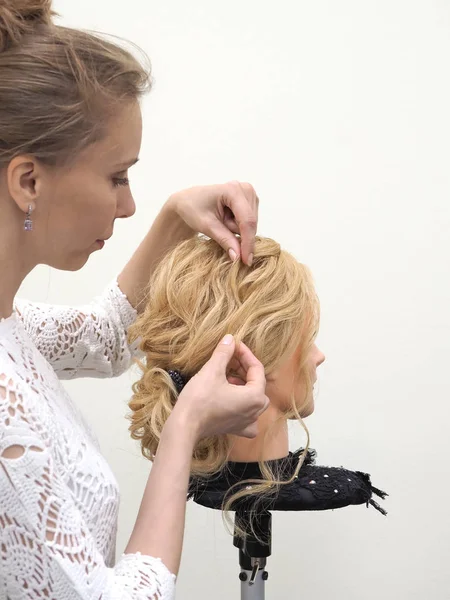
112, 176, 130, 187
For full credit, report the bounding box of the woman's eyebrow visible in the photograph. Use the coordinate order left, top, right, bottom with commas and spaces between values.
114, 157, 140, 169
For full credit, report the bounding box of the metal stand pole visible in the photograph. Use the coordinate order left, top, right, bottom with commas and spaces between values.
233, 509, 272, 600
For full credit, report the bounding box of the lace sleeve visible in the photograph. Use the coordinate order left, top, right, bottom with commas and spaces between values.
14, 280, 140, 380
0, 375, 176, 600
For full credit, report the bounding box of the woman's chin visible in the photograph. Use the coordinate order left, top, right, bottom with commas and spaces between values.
47, 250, 91, 272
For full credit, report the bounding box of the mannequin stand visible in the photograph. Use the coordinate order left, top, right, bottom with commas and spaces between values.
233, 509, 272, 600
188, 449, 387, 598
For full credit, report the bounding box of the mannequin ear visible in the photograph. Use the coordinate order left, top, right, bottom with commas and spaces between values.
6, 155, 43, 214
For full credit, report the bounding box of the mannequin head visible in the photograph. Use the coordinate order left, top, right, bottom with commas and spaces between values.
128, 235, 323, 476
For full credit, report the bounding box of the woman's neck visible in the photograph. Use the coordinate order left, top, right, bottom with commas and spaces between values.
227, 403, 289, 463
0, 191, 34, 319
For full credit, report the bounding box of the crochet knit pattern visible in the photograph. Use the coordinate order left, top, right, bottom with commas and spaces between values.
0, 281, 175, 599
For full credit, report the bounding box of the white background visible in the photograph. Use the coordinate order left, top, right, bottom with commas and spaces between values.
20, 1, 450, 598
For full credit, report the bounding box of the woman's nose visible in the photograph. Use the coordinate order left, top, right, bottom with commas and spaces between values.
117, 195, 136, 219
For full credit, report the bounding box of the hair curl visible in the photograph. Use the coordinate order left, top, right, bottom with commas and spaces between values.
128, 235, 320, 536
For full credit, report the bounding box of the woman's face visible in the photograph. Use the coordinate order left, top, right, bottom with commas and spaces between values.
266, 342, 326, 417
10, 101, 143, 271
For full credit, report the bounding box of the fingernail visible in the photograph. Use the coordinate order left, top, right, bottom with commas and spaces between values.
229, 249, 238, 262
248, 253, 253, 266
222, 334, 234, 345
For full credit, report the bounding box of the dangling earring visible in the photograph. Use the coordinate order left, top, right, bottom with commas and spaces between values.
24, 204, 33, 232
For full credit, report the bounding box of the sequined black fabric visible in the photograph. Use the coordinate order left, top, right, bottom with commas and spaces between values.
188, 448, 387, 515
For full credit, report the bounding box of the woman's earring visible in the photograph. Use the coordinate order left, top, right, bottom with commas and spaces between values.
24, 205, 33, 232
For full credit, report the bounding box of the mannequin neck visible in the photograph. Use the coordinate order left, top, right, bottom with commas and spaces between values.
227, 403, 289, 463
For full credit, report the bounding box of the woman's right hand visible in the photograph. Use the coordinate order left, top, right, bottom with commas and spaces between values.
172, 334, 269, 441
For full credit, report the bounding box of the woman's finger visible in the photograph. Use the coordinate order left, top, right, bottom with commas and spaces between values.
223, 181, 258, 266
227, 351, 258, 383
224, 221, 240, 235
233, 341, 266, 393
207, 220, 242, 262
233, 341, 261, 371
224, 214, 241, 235
232, 422, 259, 439
228, 356, 246, 374
227, 375, 246, 386
227, 362, 247, 383
257, 396, 271, 416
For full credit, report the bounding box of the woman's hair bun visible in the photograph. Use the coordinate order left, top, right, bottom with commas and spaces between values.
0, 0, 55, 52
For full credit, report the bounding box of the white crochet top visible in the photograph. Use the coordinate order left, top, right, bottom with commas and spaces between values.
0, 280, 176, 599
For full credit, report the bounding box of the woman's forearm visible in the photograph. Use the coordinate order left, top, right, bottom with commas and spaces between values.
117, 199, 195, 313
124, 411, 197, 575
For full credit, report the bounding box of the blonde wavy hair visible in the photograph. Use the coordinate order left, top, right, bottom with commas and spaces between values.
128, 235, 320, 531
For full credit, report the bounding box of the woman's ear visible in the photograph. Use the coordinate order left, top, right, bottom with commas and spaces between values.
6, 155, 42, 213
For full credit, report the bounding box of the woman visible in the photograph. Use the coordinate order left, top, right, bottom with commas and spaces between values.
0, 2, 269, 598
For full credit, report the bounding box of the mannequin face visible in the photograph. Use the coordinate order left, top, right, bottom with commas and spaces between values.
266, 343, 325, 417
227, 341, 325, 462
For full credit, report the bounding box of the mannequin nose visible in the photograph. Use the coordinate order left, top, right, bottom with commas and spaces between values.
316, 348, 326, 367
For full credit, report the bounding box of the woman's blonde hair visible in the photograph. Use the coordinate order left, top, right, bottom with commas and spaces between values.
0, 0, 151, 169
128, 235, 320, 535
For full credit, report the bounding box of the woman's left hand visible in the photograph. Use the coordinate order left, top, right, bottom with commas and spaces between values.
167, 181, 259, 266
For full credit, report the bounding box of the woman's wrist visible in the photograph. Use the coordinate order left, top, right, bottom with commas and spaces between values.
165, 405, 201, 447
117, 201, 194, 312
161, 195, 195, 236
